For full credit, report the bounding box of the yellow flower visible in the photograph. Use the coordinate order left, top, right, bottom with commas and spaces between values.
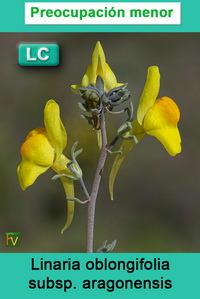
17, 100, 75, 233
109, 66, 181, 200
137, 66, 181, 156
71, 41, 122, 93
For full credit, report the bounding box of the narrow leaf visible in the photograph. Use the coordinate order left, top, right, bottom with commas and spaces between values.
109, 140, 136, 201
60, 178, 75, 234
109, 120, 146, 201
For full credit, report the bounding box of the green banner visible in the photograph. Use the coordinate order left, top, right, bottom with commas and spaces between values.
2, 253, 199, 298
0, 0, 199, 32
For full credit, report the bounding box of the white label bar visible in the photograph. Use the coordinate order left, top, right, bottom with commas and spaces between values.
25, 2, 181, 25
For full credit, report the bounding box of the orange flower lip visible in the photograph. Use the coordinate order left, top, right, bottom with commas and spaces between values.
20, 130, 55, 166
154, 97, 180, 126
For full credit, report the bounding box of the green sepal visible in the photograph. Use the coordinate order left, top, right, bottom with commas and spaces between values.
74, 148, 83, 159
66, 141, 83, 179
78, 102, 87, 112
107, 150, 122, 155
96, 240, 117, 253
120, 135, 138, 143
51, 173, 78, 181
117, 121, 132, 136
66, 197, 89, 204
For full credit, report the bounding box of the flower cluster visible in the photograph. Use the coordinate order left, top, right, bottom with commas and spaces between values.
17, 41, 181, 231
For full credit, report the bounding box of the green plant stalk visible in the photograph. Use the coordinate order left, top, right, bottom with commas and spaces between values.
87, 109, 108, 253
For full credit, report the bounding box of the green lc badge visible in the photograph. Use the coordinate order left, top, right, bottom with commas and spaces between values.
18, 44, 60, 66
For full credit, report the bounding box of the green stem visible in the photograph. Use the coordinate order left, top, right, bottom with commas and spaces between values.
87, 109, 108, 253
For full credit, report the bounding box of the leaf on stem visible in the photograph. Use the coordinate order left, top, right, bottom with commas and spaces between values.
109, 120, 146, 201
60, 178, 75, 234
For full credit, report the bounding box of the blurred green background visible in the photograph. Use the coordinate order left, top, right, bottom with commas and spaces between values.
0, 33, 199, 252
